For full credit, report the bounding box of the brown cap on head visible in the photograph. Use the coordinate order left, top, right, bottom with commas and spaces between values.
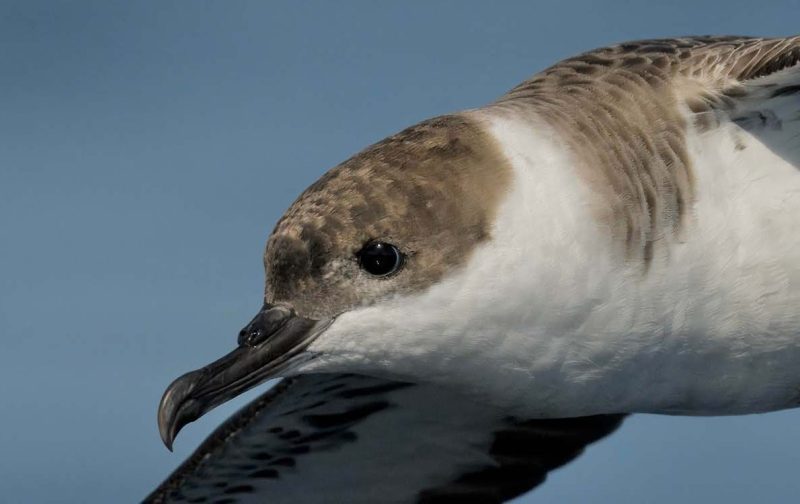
157, 114, 513, 451
264, 114, 512, 319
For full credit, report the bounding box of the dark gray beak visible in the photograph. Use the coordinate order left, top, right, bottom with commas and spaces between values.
157, 303, 330, 450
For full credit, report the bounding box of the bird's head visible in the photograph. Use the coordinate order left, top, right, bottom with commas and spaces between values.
158, 112, 580, 449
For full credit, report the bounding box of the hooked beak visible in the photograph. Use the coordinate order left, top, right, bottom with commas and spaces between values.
157, 303, 331, 451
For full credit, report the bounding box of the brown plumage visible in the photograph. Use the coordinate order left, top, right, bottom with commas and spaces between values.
150, 35, 800, 504
265, 115, 512, 319
497, 36, 800, 263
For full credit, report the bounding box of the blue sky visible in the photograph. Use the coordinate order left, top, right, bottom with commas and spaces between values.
2, 1, 800, 502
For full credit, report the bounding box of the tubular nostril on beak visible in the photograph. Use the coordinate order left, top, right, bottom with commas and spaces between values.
237, 304, 294, 347
237, 326, 264, 347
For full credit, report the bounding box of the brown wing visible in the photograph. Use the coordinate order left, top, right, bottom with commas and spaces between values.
497, 36, 800, 264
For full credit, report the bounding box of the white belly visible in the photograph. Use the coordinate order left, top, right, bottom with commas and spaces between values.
306, 106, 800, 418
466, 107, 800, 417
638, 108, 800, 414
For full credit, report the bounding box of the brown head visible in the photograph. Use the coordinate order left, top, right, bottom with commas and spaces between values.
264, 114, 511, 319
157, 35, 800, 448
157, 113, 512, 448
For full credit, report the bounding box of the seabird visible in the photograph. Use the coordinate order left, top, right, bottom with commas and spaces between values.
146, 36, 800, 503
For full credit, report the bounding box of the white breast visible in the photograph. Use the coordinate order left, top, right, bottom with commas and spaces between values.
305, 102, 800, 418
472, 101, 800, 416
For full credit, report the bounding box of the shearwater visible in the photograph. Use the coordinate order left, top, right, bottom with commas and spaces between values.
147, 36, 800, 503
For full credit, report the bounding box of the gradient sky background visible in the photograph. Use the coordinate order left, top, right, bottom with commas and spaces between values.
3, 1, 800, 502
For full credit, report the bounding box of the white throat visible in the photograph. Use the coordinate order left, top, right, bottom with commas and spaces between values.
304, 106, 800, 418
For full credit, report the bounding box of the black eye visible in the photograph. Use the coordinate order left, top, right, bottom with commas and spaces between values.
357, 242, 403, 277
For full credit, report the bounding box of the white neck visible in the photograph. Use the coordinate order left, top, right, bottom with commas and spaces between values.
305, 105, 800, 418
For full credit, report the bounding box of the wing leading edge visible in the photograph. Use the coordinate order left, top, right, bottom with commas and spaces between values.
145, 374, 623, 504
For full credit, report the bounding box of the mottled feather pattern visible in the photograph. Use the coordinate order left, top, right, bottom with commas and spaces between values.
146, 375, 623, 504
496, 36, 800, 264
417, 414, 624, 503
265, 115, 512, 319
148, 36, 800, 503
